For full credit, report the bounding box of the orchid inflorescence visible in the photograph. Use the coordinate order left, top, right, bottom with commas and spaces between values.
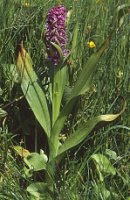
45, 5, 69, 65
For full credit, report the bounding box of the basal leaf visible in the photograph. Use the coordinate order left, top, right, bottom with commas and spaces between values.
105, 149, 118, 161
51, 3, 129, 153
16, 43, 50, 137
24, 153, 46, 171
27, 182, 52, 199
57, 101, 125, 156
91, 154, 116, 181
51, 36, 112, 157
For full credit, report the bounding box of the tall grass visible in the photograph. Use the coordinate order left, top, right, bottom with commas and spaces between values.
0, 0, 130, 199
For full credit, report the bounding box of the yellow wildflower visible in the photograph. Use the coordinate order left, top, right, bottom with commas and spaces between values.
116, 70, 123, 78
24, 0, 30, 7
87, 41, 96, 48
25, 2, 30, 7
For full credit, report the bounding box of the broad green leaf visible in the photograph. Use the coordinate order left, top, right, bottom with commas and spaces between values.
49, 66, 68, 153
50, 2, 129, 154
91, 154, 116, 181
22, 166, 33, 178
62, 86, 72, 103
40, 149, 48, 163
50, 98, 75, 158
51, 36, 112, 157
16, 44, 50, 137
13, 145, 30, 158
27, 182, 52, 200
0, 108, 7, 118
24, 152, 46, 171
46, 4, 130, 158
57, 102, 125, 156
105, 149, 117, 160
49, 65, 68, 140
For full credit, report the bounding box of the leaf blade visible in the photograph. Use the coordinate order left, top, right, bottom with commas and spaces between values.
51, 36, 112, 157
16, 44, 51, 137
69, 35, 111, 99
57, 101, 125, 156
91, 154, 116, 181
24, 153, 46, 171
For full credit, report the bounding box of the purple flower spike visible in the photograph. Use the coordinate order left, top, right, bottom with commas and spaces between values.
45, 5, 69, 65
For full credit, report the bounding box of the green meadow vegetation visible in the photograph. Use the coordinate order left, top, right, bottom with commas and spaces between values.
0, 0, 130, 199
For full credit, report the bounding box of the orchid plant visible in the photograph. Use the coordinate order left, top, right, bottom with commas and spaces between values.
15, 4, 129, 199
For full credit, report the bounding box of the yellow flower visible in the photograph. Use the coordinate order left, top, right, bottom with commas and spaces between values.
25, 2, 30, 7
87, 41, 96, 48
24, 0, 30, 7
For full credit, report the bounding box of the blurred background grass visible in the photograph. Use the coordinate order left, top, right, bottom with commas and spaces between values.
0, 0, 130, 199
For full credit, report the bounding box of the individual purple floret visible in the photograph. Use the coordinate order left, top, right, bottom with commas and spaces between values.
45, 5, 69, 65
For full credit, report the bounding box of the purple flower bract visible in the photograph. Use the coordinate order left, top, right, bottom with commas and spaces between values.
45, 5, 69, 65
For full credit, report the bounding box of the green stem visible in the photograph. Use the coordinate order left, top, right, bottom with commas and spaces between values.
52, 67, 60, 125
50, 65, 67, 158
